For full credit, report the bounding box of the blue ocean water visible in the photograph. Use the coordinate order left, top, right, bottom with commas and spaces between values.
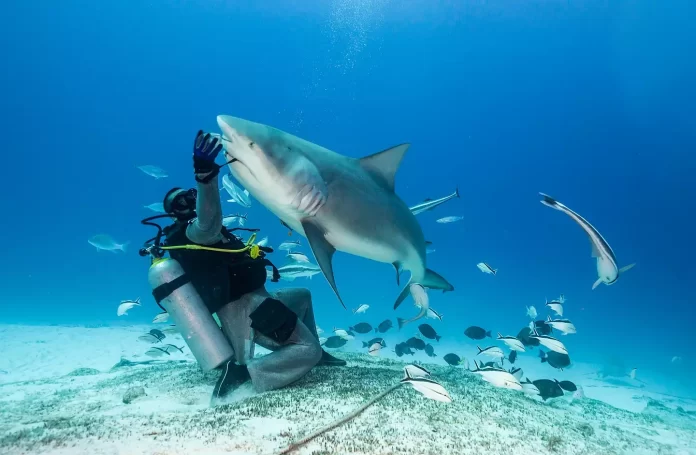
1, 0, 694, 395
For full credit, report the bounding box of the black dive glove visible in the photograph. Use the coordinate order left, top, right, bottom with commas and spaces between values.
193, 130, 223, 183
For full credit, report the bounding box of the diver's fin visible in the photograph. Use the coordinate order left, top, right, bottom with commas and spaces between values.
421, 269, 454, 292
619, 263, 636, 274
302, 220, 345, 308
591, 277, 602, 290
359, 143, 410, 192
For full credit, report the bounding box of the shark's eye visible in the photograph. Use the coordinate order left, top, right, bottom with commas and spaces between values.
249, 142, 255, 147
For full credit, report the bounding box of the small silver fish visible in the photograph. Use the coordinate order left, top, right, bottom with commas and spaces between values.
257, 236, 269, 247
436, 216, 464, 224
163, 344, 184, 354
117, 298, 141, 316
545, 295, 565, 316
333, 328, 354, 340
526, 305, 537, 319
145, 347, 170, 357
287, 252, 310, 263
152, 312, 170, 324
137, 165, 168, 179
352, 304, 369, 314
222, 175, 251, 208
403, 364, 431, 379
476, 262, 497, 275
89, 234, 129, 253
368, 342, 382, 356
222, 213, 247, 228
138, 333, 162, 344
426, 307, 443, 321
278, 240, 301, 251
476, 346, 505, 359
144, 202, 165, 213
277, 262, 321, 280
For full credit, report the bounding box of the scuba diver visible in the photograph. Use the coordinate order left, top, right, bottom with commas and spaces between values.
146, 130, 345, 404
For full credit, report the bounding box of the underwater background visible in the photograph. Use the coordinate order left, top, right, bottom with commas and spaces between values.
2, 0, 695, 401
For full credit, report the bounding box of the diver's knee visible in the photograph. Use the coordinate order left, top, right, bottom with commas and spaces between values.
275, 287, 311, 303
305, 336, 322, 365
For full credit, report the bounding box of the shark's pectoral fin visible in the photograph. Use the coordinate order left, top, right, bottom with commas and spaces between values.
619, 263, 636, 274
592, 277, 602, 290
301, 220, 345, 308
359, 143, 410, 192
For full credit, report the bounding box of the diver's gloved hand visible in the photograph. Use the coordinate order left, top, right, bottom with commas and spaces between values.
193, 130, 223, 184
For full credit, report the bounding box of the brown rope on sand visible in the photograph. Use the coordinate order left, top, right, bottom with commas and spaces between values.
276, 382, 403, 455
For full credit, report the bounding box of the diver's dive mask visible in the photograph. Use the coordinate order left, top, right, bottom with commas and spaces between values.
163, 188, 197, 220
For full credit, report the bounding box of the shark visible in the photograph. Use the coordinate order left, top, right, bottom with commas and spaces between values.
216, 115, 454, 309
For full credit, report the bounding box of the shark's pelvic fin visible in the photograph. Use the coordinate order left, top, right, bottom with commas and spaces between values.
358, 143, 410, 192
619, 263, 636, 274
392, 269, 454, 309
393, 262, 403, 286
301, 220, 345, 308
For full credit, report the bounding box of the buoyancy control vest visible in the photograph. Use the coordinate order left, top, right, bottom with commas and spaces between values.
162, 221, 275, 313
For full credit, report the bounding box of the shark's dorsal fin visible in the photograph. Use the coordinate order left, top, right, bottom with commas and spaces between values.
359, 143, 410, 192
302, 220, 345, 308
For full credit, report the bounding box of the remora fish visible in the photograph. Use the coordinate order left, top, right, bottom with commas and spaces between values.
539, 193, 635, 289
217, 115, 454, 309
409, 188, 460, 215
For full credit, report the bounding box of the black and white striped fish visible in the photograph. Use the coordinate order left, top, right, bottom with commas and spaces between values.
539, 193, 635, 289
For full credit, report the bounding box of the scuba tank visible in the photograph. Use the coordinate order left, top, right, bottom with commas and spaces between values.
148, 257, 234, 371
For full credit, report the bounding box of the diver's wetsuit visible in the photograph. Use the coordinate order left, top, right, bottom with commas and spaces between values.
185, 178, 322, 392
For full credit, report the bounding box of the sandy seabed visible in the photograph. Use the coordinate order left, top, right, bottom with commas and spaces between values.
0, 324, 694, 455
